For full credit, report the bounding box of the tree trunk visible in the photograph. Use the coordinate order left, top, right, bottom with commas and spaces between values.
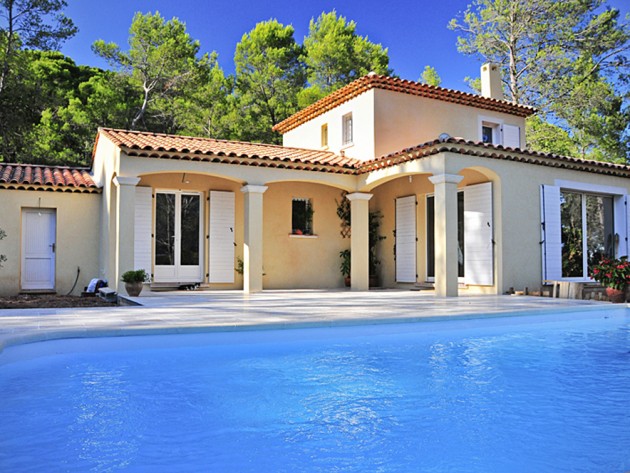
131, 84, 151, 129
0, 0, 16, 96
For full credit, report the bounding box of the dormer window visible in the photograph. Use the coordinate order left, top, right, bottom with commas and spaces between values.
321, 123, 328, 148
342, 113, 353, 146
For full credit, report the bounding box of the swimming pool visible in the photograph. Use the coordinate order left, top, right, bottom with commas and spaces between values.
1, 309, 629, 472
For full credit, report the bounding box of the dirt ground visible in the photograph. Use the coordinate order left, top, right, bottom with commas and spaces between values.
0, 294, 117, 309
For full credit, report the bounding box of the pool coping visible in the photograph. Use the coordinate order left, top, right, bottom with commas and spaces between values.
0, 291, 626, 355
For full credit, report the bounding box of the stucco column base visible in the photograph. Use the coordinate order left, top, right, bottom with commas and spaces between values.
113, 176, 141, 295
429, 173, 463, 297
241, 185, 268, 293
347, 192, 373, 291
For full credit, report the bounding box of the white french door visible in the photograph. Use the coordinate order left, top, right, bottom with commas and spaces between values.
153, 191, 203, 283
21, 209, 56, 290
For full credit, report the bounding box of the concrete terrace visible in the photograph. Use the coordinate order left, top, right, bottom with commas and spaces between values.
0, 290, 621, 354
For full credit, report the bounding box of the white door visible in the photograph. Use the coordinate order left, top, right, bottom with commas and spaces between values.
154, 191, 203, 283
21, 209, 56, 290
396, 195, 417, 282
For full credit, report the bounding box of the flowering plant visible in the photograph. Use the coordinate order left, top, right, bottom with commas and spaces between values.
590, 256, 630, 290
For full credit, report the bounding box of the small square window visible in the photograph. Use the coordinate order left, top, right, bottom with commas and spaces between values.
342, 113, 353, 146
321, 124, 328, 148
482, 125, 494, 144
292, 198, 313, 235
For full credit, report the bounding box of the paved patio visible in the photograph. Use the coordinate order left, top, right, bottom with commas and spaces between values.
0, 289, 621, 354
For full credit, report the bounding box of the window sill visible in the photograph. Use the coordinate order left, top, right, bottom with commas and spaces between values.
289, 234, 318, 239
340, 143, 354, 150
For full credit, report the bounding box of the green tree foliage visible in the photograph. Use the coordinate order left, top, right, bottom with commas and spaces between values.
0, 10, 394, 164
92, 11, 214, 133
0, 0, 76, 94
449, 0, 629, 161
0, 50, 97, 162
300, 11, 391, 105
29, 70, 139, 165
232, 19, 305, 143
526, 115, 578, 157
420, 65, 441, 86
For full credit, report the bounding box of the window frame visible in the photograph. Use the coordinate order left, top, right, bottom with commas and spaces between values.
560, 189, 615, 280
478, 115, 503, 145
320, 123, 328, 148
342, 113, 353, 146
291, 198, 314, 236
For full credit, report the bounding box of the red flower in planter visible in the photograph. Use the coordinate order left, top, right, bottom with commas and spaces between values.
591, 256, 630, 291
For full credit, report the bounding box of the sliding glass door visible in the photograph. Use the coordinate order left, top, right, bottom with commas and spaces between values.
561, 191, 614, 279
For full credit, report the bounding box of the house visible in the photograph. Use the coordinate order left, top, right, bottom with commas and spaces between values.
1, 64, 630, 298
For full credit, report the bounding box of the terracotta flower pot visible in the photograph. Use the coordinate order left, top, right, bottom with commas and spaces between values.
125, 281, 144, 297
605, 286, 626, 303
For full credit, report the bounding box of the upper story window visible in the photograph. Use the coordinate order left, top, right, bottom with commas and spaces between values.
479, 116, 521, 148
292, 198, 313, 235
321, 123, 328, 148
481, 122, 500, 144
342, 113, 353, 146
482, 125, 495, 144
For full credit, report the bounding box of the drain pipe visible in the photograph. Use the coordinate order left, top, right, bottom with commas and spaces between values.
66, 266, 80, 296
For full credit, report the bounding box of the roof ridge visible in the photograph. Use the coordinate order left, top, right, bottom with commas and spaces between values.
273, 73, 537, 134
0, 162, 92, 170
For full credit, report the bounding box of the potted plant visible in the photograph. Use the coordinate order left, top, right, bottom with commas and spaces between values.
121, 269, 149, 297
339, 249, 351, 287
590, 257, 630, 303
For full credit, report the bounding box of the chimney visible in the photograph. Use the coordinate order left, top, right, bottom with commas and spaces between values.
480, 63, 503, 100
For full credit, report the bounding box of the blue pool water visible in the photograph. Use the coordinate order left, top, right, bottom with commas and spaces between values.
1, 310, 629, 472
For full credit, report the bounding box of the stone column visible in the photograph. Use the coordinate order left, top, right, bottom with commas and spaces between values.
346, 192, 373, 291
113, 176, 141, 295
241, 185, 268, 293
428, 173, 463, 297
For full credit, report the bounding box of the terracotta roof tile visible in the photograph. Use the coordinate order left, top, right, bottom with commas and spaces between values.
98, 128, 361, 172
273, 74, 536, 134
97, 128, 630, 180
0, 163, 99, 192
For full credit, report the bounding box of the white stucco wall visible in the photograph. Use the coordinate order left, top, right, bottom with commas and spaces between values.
282, 88, 527, 161
282, 90, 376, 160
373, 89, 526, 158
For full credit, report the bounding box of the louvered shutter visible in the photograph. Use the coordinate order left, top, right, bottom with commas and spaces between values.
464, 182, 494, 285
540, 185, 562, 280
209, 191, 235, 283
134, 186, 153, 274
395, 195, 417, 283
502, 124, 521, 149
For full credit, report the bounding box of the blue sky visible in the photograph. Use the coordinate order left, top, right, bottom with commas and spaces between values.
60, 0, 629, 92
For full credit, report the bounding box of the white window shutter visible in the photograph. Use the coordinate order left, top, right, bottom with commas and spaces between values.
540, 185, 562, 280
613, 195, 628, 258
134, 186, 153, 274
502, 124, 520, 149
464, 182, 494, 286
625, 195, 630, 258
209, 191, 235, 283
395, 195, 417, 283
